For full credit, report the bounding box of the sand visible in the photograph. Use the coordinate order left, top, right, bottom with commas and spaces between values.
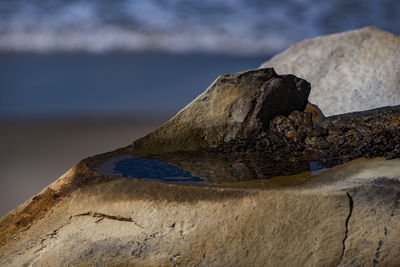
0, 116, 168, 216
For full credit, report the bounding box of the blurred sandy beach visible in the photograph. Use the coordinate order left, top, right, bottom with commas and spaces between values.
0, 116, 169, 216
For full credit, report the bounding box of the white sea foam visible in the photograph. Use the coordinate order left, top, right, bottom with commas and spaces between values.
0, 0, 399, 54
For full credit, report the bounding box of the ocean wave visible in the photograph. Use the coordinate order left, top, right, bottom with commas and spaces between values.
0, 28, 292, 55
0, 0, 399, 54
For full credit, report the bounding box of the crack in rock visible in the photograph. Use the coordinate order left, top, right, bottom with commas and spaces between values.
73, 211, 143, 228
337, 191, 354, 266
29, 212, 143, 265
8, 225, 32, 241
372, 240, 383, 267
34, 229, 59, 253
32, 221, 72, 257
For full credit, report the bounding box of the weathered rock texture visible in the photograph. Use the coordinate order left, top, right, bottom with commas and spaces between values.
0, 138, 399, 266
2, 53, 400, 265
208, 105, 400, 178
134, 68, 310, 153
260, 26, 400, 116
1, 148, 400, 266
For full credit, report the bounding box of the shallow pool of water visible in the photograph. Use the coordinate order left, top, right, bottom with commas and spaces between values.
95, 151, 335, 185
96, 154, 205, 184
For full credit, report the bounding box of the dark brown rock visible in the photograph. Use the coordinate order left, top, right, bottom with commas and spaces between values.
209, 105, 400, 172
241, 74, 311, 137
134, 68, 310, 153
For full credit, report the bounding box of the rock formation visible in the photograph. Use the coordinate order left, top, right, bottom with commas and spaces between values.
210, 105, 400, 174
134, 68, 310, 153
1, 44, 400, 265
260, 26, 400, 116
1, 148, 400, 266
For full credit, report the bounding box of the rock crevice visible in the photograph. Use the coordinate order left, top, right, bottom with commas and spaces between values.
338, 192, 354, 266
74, 211, 142, 227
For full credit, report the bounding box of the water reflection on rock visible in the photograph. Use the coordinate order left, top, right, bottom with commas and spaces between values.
96, 154, 204, 184
150, 151, 328, 185
94, 150, 335, 186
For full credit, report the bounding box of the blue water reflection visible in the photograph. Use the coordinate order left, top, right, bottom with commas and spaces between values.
114, 157, 203, 183
97, 154, 204, 184
309, 161, 328, 175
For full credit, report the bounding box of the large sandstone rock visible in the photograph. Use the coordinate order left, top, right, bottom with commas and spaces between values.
1, 149, 400, 266
134, 68, 310, 153
260, 26, 400, 116
1, 54, 400, 266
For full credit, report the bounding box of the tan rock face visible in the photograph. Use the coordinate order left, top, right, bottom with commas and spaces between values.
1, 150, 400, 266
134, 68, 310, 154
260, 27, 400, 116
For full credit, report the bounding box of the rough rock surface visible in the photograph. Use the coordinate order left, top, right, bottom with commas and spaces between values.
260, 26, 400, 116
1, 61, 400, 266
1, 148, 400, 266
209, 105, 400, 177
134, 68, 310, 153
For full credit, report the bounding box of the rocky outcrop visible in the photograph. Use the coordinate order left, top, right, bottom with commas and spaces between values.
260, 27, 400, 116
134, 68, 310, 154
210, 105, 400, 175
1, 44, 400, 265
1, 149, 400, 266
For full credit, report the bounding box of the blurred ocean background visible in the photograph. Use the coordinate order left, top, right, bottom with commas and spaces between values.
1, 0, 400, 55
1, 0, 400, 215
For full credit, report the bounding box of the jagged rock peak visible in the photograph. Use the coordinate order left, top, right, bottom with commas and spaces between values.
134, 68, 310, 153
